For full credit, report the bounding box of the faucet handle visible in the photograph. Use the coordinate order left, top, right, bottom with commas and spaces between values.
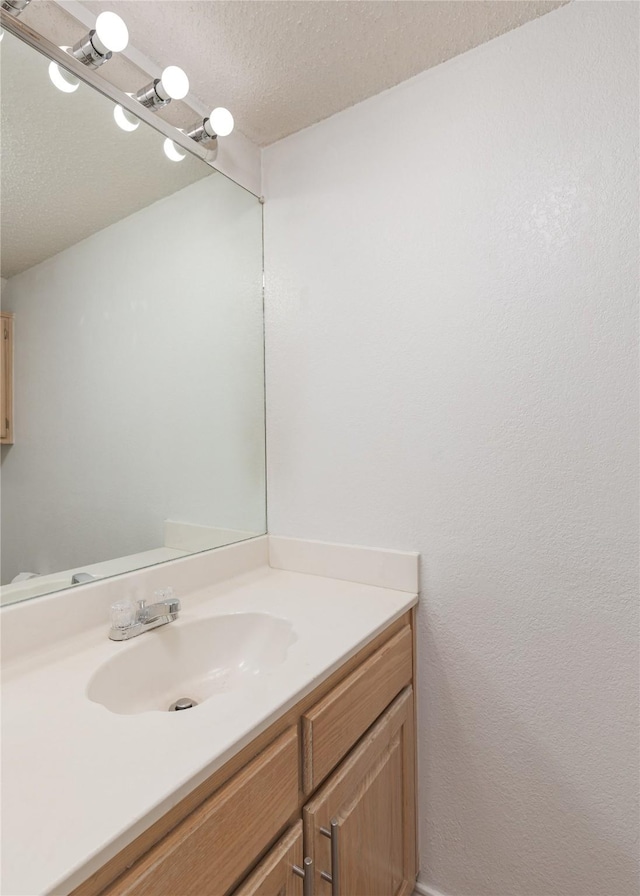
110, 600, 136, 630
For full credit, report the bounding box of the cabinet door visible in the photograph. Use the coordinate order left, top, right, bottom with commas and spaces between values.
234, 822, 304, 896
303, 687, 416, 896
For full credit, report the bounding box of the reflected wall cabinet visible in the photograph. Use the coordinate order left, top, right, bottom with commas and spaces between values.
1, 311, 14, 444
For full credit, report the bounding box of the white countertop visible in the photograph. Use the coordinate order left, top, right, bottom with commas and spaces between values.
1, 564, 416, 896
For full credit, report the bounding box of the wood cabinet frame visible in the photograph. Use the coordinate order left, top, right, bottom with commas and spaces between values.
1, 311, 14, 444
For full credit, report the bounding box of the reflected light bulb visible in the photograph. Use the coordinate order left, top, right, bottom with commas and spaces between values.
156, 66, 189, 101
113, 104, 140, 132
208, 107, 234, 137
48, 60, 80, 93
163, 138, 186, 162
93, 11, 128, 54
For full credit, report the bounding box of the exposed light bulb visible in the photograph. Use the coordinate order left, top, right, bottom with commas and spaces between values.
163, 138, 186, 162
113, 104, 140, 132
0, 28, 4, 41
185, 107, 233, 144
48, 60, 80, 93
92, 11, 128, 55
134, 66, 188, 110
207, 107, 234, 138
155, 66, 189, 101
71, 12, 128, 67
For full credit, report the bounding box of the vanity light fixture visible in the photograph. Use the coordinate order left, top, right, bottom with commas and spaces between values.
70, 11, 128, 69
134, 66, 189, 110
1, 0, 31, 16
186, 107, 234, 144
48, 57, 80, 93
113, 104, 140, 132
163, 138, 186, 162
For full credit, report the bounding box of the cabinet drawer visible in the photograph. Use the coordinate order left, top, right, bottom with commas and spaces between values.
104, 727, 299, 896
302, 625, 412, 792
233, 821, 304, 896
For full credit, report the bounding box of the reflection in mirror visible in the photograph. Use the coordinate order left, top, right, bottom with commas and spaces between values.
0, 29, 265, 606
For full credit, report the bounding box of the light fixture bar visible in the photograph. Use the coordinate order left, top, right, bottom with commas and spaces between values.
54, 0, 212, 123
0, 8, 227, 176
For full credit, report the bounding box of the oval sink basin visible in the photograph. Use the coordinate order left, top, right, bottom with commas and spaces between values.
87, 613, 296, 715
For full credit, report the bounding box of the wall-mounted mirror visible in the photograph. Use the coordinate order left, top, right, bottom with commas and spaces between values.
0, 27, 265, 606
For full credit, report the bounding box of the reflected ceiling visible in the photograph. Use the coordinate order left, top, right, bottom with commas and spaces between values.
0, 31, 209, 277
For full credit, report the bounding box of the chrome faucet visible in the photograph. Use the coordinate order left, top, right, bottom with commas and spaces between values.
109, 589, 180, 641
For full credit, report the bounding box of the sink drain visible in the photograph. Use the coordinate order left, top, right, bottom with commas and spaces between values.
169, 697, 198, 711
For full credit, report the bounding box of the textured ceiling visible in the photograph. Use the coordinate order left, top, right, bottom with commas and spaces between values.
1, 0, 568, 276
80, 0, 568, 147
0, 28, 210, 277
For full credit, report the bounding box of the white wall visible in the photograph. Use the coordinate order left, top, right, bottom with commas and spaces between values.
1, 174, 264, 584
263, 4, 639, 895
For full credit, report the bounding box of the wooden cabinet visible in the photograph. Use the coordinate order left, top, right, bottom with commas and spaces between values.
301, 625, 412, 793
75, 611, 417, 896
235, 685, 416, 896
101, 729, 299, 896
304, 688, 416, 896
234, 823, 304, 896
1, 311, 14, 444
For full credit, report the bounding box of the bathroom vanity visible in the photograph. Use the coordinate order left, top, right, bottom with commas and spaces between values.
1, 536, 418, 896
76, 613, 416, 896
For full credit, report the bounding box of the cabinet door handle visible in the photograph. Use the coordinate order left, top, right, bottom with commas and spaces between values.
319, 819, 339, 896
293, 856, 314, 896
